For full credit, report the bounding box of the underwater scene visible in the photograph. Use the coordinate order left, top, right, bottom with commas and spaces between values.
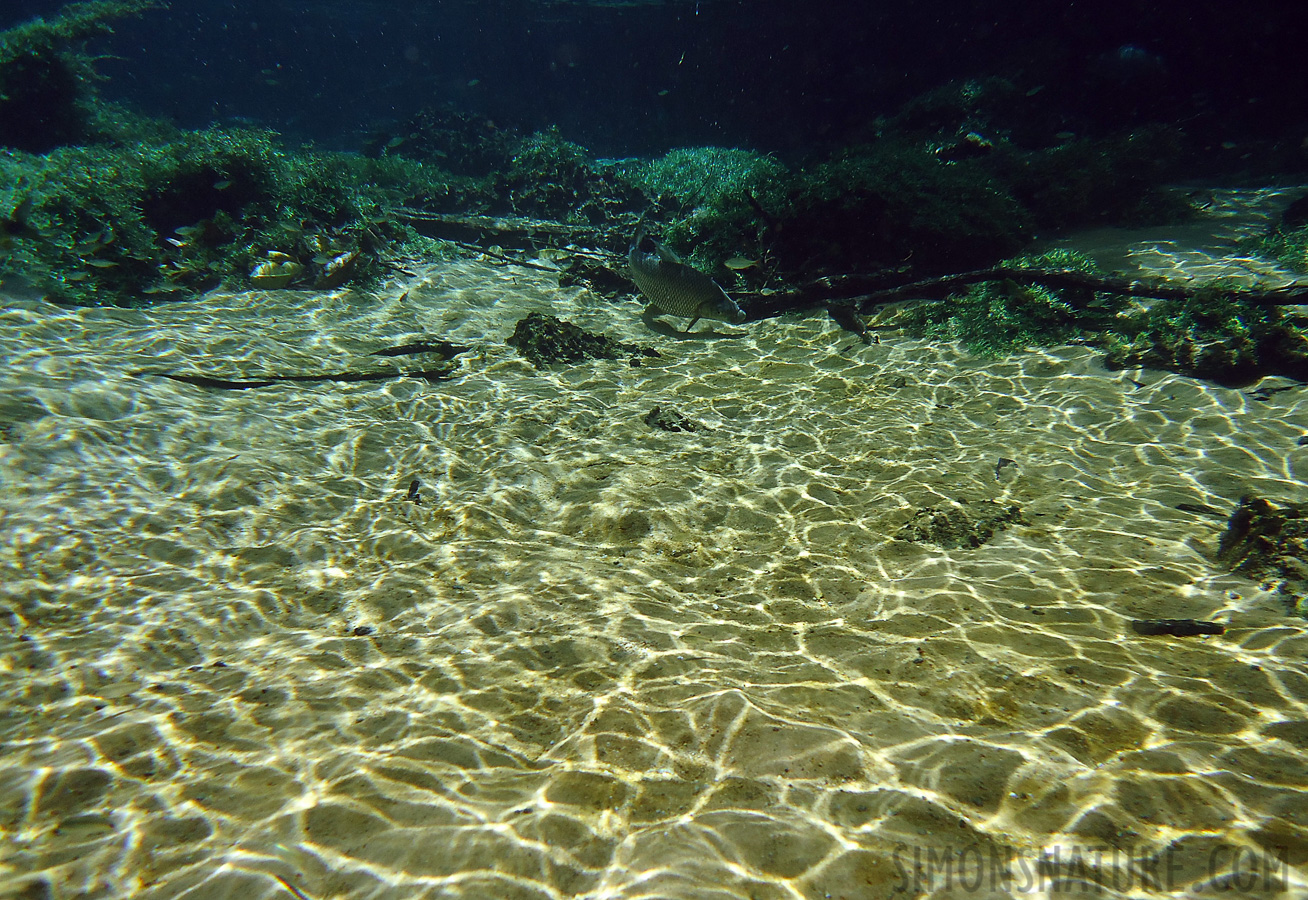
2, 2, 1308, 898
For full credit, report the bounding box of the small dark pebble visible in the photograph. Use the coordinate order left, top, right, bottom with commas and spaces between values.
404, 479, 422, 504
1298, 436, 1308, 447
1131, 618, 1225, 637
351, 625, 374, 636
644, 406, 703, 433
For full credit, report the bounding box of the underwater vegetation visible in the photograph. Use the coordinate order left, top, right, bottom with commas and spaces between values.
372, 113, 641, 223
895, 250, 1308, 385
506, 312, 656, 368
897, 249, 1117, 356
2, 1, 1302, 386
1100, 287, 1308, 386
0, 126, 463, 305
503, 128, 643, 224
1247, 202, 1308, 277
779, 140, 1031, 276
617, 147, 788, 273
1218, 496, 1308, 617
0, 0, 163, 153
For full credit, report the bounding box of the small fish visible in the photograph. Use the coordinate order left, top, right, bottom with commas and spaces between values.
994, 457, 1017, 481
174, 225, 201, 236
723, 256, 758, 270
1, 196, 41, 245
85, 259, 119, 268
628, 221, 746, 332
214, 179, 233, 190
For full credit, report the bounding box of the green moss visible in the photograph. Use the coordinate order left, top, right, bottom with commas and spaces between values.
627, 147, 786, 211
897, 252, 1308, 383
999, 127, 1193, 231
0, 0, 162, 63
506, 312, 654, 368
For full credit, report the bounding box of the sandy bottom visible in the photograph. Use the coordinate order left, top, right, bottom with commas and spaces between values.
2, 207, 1308, 900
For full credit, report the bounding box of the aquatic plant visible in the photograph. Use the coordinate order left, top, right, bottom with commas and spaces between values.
997, 126, 1193, 231
0, 0, 164, 152
0, 125, 460, 305
506, 312, 655, 368
1101, 283, 1308, 385
779, 140, 1031, 277
503, 127, 641, 223
1217, 496, 1308, 618
619, 147, 788, 271
889, 76, 1023, 139
898, 249, 1122, 356
369, 105, 518, 179
1247, 219, 1308, 275
628, 147, 785, 211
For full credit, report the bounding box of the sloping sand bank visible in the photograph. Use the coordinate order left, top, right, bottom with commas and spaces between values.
1, 246, 1306, 899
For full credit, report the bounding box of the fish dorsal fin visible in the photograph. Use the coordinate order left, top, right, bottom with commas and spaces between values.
654, 240, 682, 264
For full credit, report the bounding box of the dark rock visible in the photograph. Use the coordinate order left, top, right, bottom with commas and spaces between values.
507, 312, 656, 368
896, 500, 1025, 549
1278, 193, 1308, 232
643, 406, 704, 433
1216, 496, 1308, 615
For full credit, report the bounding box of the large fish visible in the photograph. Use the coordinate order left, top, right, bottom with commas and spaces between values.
628, 222, 746, 332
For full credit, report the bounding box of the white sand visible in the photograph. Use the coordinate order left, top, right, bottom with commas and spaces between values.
1, 233, 1307, 899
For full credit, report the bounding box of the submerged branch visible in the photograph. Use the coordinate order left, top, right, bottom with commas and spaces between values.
738, 266, 1308, 320
386, 209, 1308, 315
843, 266, 1308, 312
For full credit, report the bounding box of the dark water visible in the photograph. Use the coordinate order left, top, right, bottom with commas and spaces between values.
5, 0, 1307, 157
